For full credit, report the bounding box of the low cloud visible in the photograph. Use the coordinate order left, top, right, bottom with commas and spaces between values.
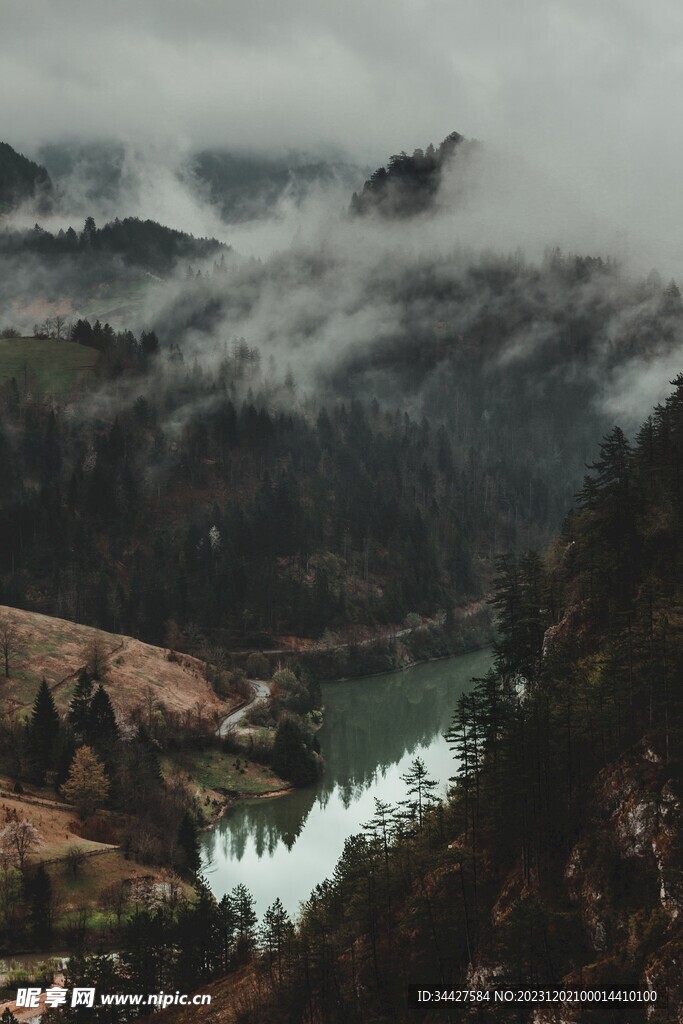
3, 0, 683, 281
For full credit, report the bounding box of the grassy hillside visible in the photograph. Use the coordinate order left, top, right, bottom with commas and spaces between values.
0, 338, 98, 392
0, 604, 231, 719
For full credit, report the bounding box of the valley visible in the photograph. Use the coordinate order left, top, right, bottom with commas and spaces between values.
0, 108, 680, 1023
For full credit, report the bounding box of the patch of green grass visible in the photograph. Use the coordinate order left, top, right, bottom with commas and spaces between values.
54, 862, 99, 898
0, 338, 98, 393
164, 748, 287, 797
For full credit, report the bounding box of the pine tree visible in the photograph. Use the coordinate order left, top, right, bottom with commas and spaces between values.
231, 882, 257, 960
85, 684, 119, 755
177, 811, 201, 875
399, 757, 438, 835
362, 797, 396, 874
68, 670, 93, 738
173, 876, 219, 988
216, 892, 237, 973
259, 897, 294, 979
29, 678, 59, 783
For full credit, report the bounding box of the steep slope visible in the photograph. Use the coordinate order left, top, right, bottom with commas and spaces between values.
0, 141, 53, 213
0, 604, 228, 718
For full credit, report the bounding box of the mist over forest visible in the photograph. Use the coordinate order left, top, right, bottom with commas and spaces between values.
4, 133, 683, 490
2, 128, 683, 644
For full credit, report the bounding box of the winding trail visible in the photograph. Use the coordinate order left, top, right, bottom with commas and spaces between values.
218, 680, 270, 736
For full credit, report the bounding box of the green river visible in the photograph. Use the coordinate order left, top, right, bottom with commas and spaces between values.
201, 646, 493, 916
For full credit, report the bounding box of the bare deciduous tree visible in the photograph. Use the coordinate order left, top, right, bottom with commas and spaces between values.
64, 844, 87, 878
0, 819, 43, 871
0, 618, 21, 679
101, 879, 129, 929
53, 314, 67, 340
84, 635, 108, 680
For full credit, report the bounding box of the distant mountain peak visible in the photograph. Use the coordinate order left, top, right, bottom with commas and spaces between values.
350, 131, 469, 219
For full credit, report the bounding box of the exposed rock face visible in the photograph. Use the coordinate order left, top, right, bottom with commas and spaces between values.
473, 737, 682, 1022
562, 740, 681, 1020
569, 739, 681, 932
644, 938, 682, 1021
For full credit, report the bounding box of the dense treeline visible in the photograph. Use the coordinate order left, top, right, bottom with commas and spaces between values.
0, 215, 226, 275
150, 235, 683, 558
0, 328, 508, 646
328, 253, 683, 536
37, 877, 265, 1023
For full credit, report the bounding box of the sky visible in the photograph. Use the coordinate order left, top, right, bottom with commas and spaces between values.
1, 0, 680, 161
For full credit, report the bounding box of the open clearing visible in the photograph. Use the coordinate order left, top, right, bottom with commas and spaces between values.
0, 337, 98, 392
163, 748, 289, 804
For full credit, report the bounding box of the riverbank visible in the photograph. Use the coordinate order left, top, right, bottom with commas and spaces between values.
200, 646, 495, 916
199, 619, 495, 824
294, 603, 495, 683
327, 638, 494, 683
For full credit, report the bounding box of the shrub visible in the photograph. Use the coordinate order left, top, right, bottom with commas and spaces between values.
271, 668, 298, 692
271, 715, 322, 786
246, 701, 275, 728
245, 652, 271, 679
212, 669, 235, 697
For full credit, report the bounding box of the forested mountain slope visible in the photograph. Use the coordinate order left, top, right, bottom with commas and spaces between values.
0, 332, 492, 648
150, 241, 683, 549
192, 148, 366, 222
0, 141, 53, 213
0, 214, 226, 275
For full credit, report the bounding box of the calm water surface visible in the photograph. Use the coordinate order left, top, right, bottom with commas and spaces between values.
201, 647, 493, 916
